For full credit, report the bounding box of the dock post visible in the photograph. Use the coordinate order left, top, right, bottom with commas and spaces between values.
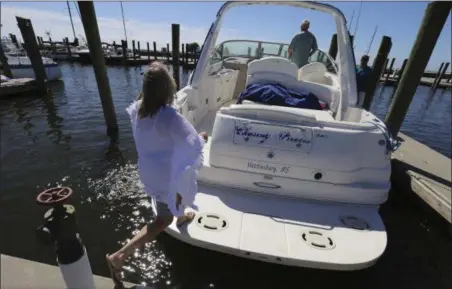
328, 34, 338, 60
182, 43, 185, 66
35, 187, 96, 289
78, 1, 118, 136
132, 40, 136, 60
146, 42, 150, 61
431, 62, 445, 87
362, 36, 392, 110
395, 58, 408, 88
16, 16, 47, 92
121, 40, 127, 64
65, 37, 72, 59
137, 41, 141, 60
166, 43, 170, 62
153, 42, 157, 60
381, 58, 389, 79
0, 44, 13, 78
384, 1, 450, 136
171, 24, 181, 90
384, 57, 395, 84
432, 62, 449, 91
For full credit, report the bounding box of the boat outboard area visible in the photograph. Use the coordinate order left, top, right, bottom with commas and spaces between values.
165, 1, 394, 271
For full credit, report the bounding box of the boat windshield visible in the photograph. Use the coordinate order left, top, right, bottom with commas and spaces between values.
211, 39, 338, 74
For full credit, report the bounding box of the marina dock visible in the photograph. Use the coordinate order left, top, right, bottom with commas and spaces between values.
391, 133, 451, 224
1, 254, 139, 289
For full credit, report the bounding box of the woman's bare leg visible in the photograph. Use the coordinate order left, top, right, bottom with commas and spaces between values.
107, 212, 194, 271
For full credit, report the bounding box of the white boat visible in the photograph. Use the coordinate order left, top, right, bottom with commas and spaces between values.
165, 1, 398, 271
1, 38, 62, 81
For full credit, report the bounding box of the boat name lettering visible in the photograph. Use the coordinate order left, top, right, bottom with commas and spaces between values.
235, 125, 270, 144
278, 132, 311, 147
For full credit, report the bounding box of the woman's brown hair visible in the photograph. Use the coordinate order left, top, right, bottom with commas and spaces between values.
137, 62, 177, 119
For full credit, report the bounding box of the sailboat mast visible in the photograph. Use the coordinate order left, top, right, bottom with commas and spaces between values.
67, 1, 77, 41
353, 1, 363, 38
348, 10, 355, 32
366, 25, 378, 55
120, 2, 128, 43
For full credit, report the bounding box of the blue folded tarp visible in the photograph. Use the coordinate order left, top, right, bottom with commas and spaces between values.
237, 83, 323, 110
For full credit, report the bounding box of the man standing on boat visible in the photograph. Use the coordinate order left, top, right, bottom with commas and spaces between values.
356, 55, 372, 107
288, 20, 318, 68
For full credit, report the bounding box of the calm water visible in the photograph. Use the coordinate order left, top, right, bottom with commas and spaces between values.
0, 63, 450, 289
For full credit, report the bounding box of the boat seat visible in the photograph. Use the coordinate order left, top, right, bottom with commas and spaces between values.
245, 57, 339, 114
297, 62, 327, 84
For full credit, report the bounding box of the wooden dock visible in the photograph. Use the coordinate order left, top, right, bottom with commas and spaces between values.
1, 254, 142, 289
380, 76, 451, 89
391, 133, 451, 225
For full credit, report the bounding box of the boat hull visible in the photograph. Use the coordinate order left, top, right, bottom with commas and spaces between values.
8, 64, 62, 81
165, 182, 387, 271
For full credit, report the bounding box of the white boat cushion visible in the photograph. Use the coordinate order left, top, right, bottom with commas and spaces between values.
298, 62, 327, 84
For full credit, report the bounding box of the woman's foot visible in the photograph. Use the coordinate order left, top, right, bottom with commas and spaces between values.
176, 212, 196, 227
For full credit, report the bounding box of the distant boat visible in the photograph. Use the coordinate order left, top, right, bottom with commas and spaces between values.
1, 38, 62, 81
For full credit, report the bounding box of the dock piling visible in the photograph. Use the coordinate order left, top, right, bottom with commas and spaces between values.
182, 43, 185, 65
78, 1, 118, 136
166, 43, 170, 62
432, 62, 449, 91
384, 57, 396, 84
432, 62, 445, 87
146, 42, 150, 60
0, 44, 13, 78
362, 36, 392, 110
132, 40, 136, 60
137, 41, 141, 59
171, 24, 181, 90
65, 37, 72, 58
328, 34, 338, 60
153, 42, 157, 60
384, 1, 450, 136
395, 58, 408, 88
16, 16, 47, 92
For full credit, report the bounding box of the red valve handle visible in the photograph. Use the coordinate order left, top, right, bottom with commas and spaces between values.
36, 187, 73, 205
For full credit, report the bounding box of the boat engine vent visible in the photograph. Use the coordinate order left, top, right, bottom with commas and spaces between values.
301, 230, 335, 250
196, 213, 228, 232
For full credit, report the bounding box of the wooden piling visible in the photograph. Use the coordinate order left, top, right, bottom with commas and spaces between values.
146, 42, 150, 60
171, 24, 181, 90
328, 34, 338, 60
0, 44, 13, 78
384, 1, 450, 136
16, 16, 47, 92
166, 43, 170, 62
431, 62, 445, 87
384, 57, 395, 84
381, 58, 389, 78
137, 41, 141, 59
362, 36, 392, 110
395, 58, 408, 88
121, 40, 127, 63
432, 62, 450, 91
77, 1, 118, 136
182, 43, 185, 65
132, 40, 136, 60
65, 37, 72, 58
153, 42, 157, 60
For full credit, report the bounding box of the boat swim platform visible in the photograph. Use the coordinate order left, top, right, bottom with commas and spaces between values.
391, 133, 451, 226
0, 254, 144, 289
